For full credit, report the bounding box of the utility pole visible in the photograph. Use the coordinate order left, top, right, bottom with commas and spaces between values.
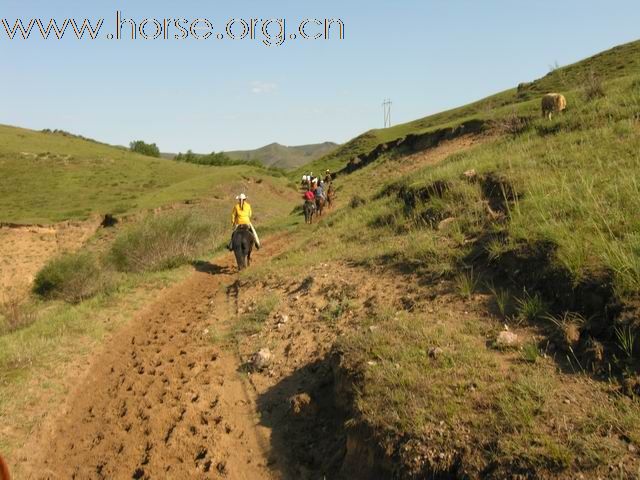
382, 98, 392, 128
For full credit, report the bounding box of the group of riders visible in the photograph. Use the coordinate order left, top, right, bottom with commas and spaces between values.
301, 169, 335, 224
227, 169, 336, 255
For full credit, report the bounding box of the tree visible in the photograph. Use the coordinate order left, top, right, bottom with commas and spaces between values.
130, 140, 160, 158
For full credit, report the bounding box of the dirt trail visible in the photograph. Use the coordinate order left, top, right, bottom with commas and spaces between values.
29, 236, 291, 480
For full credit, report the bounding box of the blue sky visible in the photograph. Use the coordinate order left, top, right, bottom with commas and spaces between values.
1, 0, 639, 153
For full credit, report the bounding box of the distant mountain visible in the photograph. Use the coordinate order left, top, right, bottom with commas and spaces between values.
225, 142, 338, 170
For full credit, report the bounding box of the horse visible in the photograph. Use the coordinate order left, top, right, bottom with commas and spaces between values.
231, 225, 255, 271
303, 200, 316, 224
0, 454, 10, 480
326, 184, 335, 209
315, 195, 326, 217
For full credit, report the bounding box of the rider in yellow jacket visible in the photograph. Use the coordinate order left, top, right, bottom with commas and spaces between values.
232, 198, 252, 226
229, 193, 260, 250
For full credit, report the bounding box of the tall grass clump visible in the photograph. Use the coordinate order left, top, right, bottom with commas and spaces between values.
489, 285, 512, 319
33, 252, 108, 303
455, 268, 481, 299
0, 291, 38, 334
515, 291, 547, 323
583, 69, 606, 101
110, 212, 216, 273
615, 324, 636, 360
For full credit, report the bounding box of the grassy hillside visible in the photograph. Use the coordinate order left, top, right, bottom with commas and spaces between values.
0, 126, 294, 224
226, 141, 338, 170
297, 39, 640, 177
245, 39, 640, 478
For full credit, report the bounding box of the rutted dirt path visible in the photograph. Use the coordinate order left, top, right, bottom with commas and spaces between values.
29, 236, 291, 480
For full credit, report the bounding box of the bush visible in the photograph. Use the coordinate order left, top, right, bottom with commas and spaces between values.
349, 195, 367, 209
0, 291, 37, 334
109, 212, 216, 272
175, 150, 237, 166
490, 112, 530, 135
583, 70, 606, 101
33, 252, 107, 303
130, 140, 160, 158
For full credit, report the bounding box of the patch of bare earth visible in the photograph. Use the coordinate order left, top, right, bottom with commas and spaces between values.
24, 235, 292, 480
0, 220, 100, 297
380, 134, 491, 178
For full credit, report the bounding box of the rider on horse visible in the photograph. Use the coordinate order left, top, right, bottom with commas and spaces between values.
228, 193, 260, 250
324, 169, 333, 184
304, 188, 315, 203
315, 181, 326, 201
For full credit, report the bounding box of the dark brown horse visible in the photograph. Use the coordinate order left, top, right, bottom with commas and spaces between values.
303, 200, 316, 224
315, 196, 326, 217
231, 225, 255, 271
326, 184, 335, 209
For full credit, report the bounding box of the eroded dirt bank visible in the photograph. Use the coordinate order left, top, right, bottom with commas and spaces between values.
0, 220, 101, 298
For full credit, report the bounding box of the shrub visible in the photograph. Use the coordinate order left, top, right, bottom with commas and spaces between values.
33, 252, 107, 303
130, 140, 160, 157
349, 195, 367, 209
583, 70, 606, 101
109, 212, 216, 273
0, 291, 38, 334
490, 112, 530, 135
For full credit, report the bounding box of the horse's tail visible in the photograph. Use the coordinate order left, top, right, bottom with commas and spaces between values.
232, 229, 252, 270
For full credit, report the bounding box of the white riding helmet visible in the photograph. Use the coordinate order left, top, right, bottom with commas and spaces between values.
236, 193, 247, 200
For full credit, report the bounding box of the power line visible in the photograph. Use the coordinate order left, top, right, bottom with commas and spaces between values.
382, 98, 392, 128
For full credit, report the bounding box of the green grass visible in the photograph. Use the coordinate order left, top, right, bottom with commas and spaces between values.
336, 306, 640, 477
515, 291, 548, 323
0, 125, 295, 224
322, 73, 640, 299
109, 212, 219, 273
520, 342, 541, 364
489, 285, 512, 319
614, 324, 636, 360
228, 293, 279, 340
454, 268, 481, 299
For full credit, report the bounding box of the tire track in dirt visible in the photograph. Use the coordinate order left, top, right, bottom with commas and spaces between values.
31, 235, 291, 480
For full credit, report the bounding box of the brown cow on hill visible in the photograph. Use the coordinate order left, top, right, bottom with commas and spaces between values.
541, 93, 567, 119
